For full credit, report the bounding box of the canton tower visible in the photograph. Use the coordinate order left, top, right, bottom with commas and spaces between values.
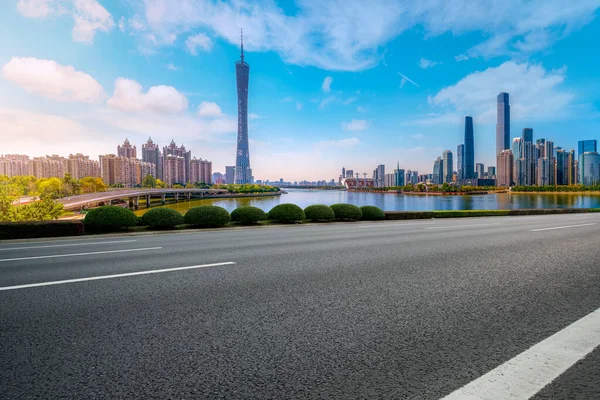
235, 29, 251, 184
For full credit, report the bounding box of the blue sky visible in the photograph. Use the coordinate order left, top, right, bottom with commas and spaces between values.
1, 0, 600, 181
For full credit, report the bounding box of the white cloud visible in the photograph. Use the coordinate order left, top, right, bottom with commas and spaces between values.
166, 63, 178, 71
16, 0, 55, 18
197, 101, 222, 117
129, 0, 600, 71
343, 96, 358, 105
319, 95, 337, 109
322, 76, 333, 92
2, 57, 105, 103
316, 137, 361, 149
357, 106, 367, 113
418, 57, 441, 69
415, 61, 574, 125
107, 78, 188, 114
296, 102, 303, 111
249, 113, 261, 120
185, 33, 212, 55
342, 119, 368, 131
118, 16, 126, 32
17, 0, 114, 44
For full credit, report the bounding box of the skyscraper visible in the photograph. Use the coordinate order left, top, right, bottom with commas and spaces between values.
581, 152, 600, 185
545, 140, 555, 185
522, 128, 533, 143
521, 128, 535, 186
464, 116, 475, 179
457, 144, 464, 180
497, 150, 514, 187
476, 163, 485, 179
442, 150, 453, 183
142, 137, 163, 180
496, 93, 510, 155
433, 157, 444, 185
373, 164, 385, 187
235, 30, 251, 184
578, 140, 597, 184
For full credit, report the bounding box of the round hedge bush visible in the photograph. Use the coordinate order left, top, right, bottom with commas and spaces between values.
360, 205, 385, 221
84, 206, 138, 232
231, 206, 267, 224
184, 205, 230, 228
330, 203, 362, 221
142, 207, 184, 229
267, 203, 306, 223
304, 204, 335, 221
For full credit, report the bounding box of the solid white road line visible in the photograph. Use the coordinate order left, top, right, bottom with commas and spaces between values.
0, 247, 162, 263
531, 223, 597, 232
442, 307, 600, 400
425, 223, 502, 230
0, 240, 138, 251
0, 262, 236, 291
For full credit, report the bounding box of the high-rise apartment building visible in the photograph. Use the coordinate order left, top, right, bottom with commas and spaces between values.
457, 144, 464, 180
190, 158, 213, 184
497, 150, 513, 187
464, 116, 475, 179
235, 31, 252, 184
163, 140, 191, 184
442, 150, 453, 183
30, 155, 66, 179
142, 137, 163, 180
99, 154, 155, 187
117, 138, 137, 158
0, 154, 30, 178
66, 153, 100, 179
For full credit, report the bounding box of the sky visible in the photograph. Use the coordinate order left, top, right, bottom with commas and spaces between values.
1, 0, 600, 181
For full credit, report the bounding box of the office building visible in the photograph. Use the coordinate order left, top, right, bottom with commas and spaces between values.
496, 93, 510, 185
537, 157, 551, 186
497, 150, 513, 187
522, 128, 533, 143
442, 150, 453, 183
487, 166, 496, 179
464, 116, 475, 179
578, 140, 598, 184
433, 157, 444, 185
580, 152, 600, 186
457, 144, 464, 180
476, 163, 485, 179
395, 163, 405, 187
235, 32, 252, 184
225, 166, 235, 184
346, 169, 354, 179
373, 164, 385, 187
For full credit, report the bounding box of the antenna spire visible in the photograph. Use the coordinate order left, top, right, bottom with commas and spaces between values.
240, 28, 244, 63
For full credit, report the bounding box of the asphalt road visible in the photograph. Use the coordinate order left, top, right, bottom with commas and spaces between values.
1, 214, 599, 399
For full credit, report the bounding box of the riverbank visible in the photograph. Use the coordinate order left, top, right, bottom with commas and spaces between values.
349, 190, 499, 196
510, 191, 600, 195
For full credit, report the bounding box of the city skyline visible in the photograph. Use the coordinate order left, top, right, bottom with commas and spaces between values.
1, 1, 600, 180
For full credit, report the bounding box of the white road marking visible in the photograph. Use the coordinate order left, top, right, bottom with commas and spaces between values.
0, 240, 138, 251
0, 262, 236, 291
425, 223, 502, 230
359, 222, 435, 228
531, 223, 597, 232
442, 307, 600, 400
0, 247, 162, 263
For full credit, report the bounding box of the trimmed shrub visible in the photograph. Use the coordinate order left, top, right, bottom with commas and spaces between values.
385, 211, 435, 220
84, 206, 138, 232
432, 210, 510, 218
142, 207, 184, 229
0, 221, 85, 240
136, 216, 145, 226
184, 206, 230, 228
231, 206, 267, 224
360, 205, 385, 220
331, 203, 362, 221
267, 203, 306, 223
304, 204, 335, 221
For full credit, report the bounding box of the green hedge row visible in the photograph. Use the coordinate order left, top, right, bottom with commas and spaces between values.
0, 221, 85, 240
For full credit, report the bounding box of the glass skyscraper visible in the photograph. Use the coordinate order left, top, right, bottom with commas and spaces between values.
496, 93, 510, 155
443, 150, 453, 183
578, 140, 597, 184
235, 31, 251, 184
457, 144, 464, 180
464, 116, 475, 179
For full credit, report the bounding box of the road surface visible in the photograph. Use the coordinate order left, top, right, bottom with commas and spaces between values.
1, 214, 599, 399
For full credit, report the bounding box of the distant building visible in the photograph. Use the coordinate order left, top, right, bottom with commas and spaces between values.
578, 140, 597, 184
373, 164, 385, 187
99, 154, 155, 187
487, 166, 496, 179
117, 138, 137, 158
235, 32, 252, 184
537, 157, 551, 186
190, 158, 212, 184
346, 169, 354, 179
476, 163, 485, 179
496, 93, 510, 185
580, 152, 600, 186
457, 144, 464, 180
66, 153, 100, 179
225, 166, 235, 184
443, 150, 453, 183
212, 172, 225, 184
163, 140, 191, 184
384, 173, 396, 187
433, 157, 444, 185
141, 137, 163, 180
30, 155, 65, 179
464, 116, 475, 179
497, 150, 513, 187
0, 154, 30, 177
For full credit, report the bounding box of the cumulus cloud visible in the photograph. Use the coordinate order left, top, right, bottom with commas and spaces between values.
197, 101, 222, 117
322, 76, 333, 92
414, 61, 574, 125
17, 0, 114, 44
2, 57, 105, 102
185, 33, 212, 55
107, 78, 188, 114
127, 0, 600, 71
342, 119, 369, 131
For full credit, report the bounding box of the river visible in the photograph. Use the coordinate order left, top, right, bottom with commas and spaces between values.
134, 189, 600, 215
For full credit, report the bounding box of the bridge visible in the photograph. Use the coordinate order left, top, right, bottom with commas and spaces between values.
57, 188, 230, 211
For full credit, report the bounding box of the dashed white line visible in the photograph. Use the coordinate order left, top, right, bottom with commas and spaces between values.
425, 223, 502, 230
0, 262, 236, 291
442, 307, 600, 399
0, 240, 138, 251
359, 222, 435, 228
0, 247, 162, 263
531, 223, 597, 232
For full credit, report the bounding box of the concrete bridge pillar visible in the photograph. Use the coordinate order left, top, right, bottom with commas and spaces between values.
175, 192, 179, 202
134, 197, 139, 210
128, 197, 135, 209
186, 192, 191, 201
161, 193, 166, 205
146, 195, 150, 208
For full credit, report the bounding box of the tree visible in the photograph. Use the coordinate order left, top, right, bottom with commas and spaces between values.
142, 174, 157, 188
155, 179, 166, 188
80, 177, 107, 193
36, 177, 65, 199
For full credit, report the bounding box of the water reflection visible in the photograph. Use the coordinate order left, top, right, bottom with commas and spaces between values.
134, 189, 600, 215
